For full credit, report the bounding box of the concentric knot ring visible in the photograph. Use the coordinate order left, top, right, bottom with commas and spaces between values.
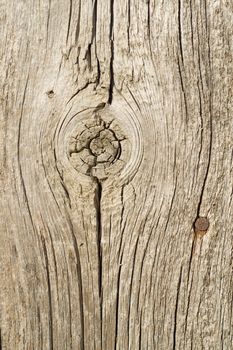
68, 114, 127, 180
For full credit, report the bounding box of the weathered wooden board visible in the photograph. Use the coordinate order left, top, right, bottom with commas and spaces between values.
0, 0, 232, 349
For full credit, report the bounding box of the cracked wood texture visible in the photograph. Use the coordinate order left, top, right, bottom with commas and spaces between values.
0, 0, 233, 349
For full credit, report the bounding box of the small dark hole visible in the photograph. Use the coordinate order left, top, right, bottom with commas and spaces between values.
46, 90, 55, 98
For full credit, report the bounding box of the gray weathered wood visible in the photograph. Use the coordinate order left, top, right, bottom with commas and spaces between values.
0, 0, 232, 349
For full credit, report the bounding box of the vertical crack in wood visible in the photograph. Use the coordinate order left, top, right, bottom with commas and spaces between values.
96, 58, 101, 87
177, 57, 188, 121
178, 0, 184, 64
189, 0, 194, 55
184, 272, 194, 339
196, 2, 213, 217
127, 0, 131, 50
108, 0, 115, 104
0, 328, 2, 350
196, 108, 213, 216
66, 0, 73, 43
94, 178, 103, 345
46, 0, 51, 47
114, 264, 122, 350
92, 0, 101, 87
173, 266, 183, 350
193, 125, 212, 240
17, 75, 36, 232
147, 0, 151, 55
92, 0, 98, 44
69, 219, 85, 350
75, 1, 81, 44
41, 236, 54, 350
177, 0, 188, 122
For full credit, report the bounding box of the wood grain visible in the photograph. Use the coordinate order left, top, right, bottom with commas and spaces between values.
0, 0, 232, 349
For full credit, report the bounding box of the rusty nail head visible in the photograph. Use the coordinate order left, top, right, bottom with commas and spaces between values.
194, 217, 209, 232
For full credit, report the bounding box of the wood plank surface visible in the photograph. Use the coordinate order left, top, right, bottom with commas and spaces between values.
0, 1, 232, 349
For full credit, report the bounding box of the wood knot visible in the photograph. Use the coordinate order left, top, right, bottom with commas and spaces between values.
69, 114, 127, 180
